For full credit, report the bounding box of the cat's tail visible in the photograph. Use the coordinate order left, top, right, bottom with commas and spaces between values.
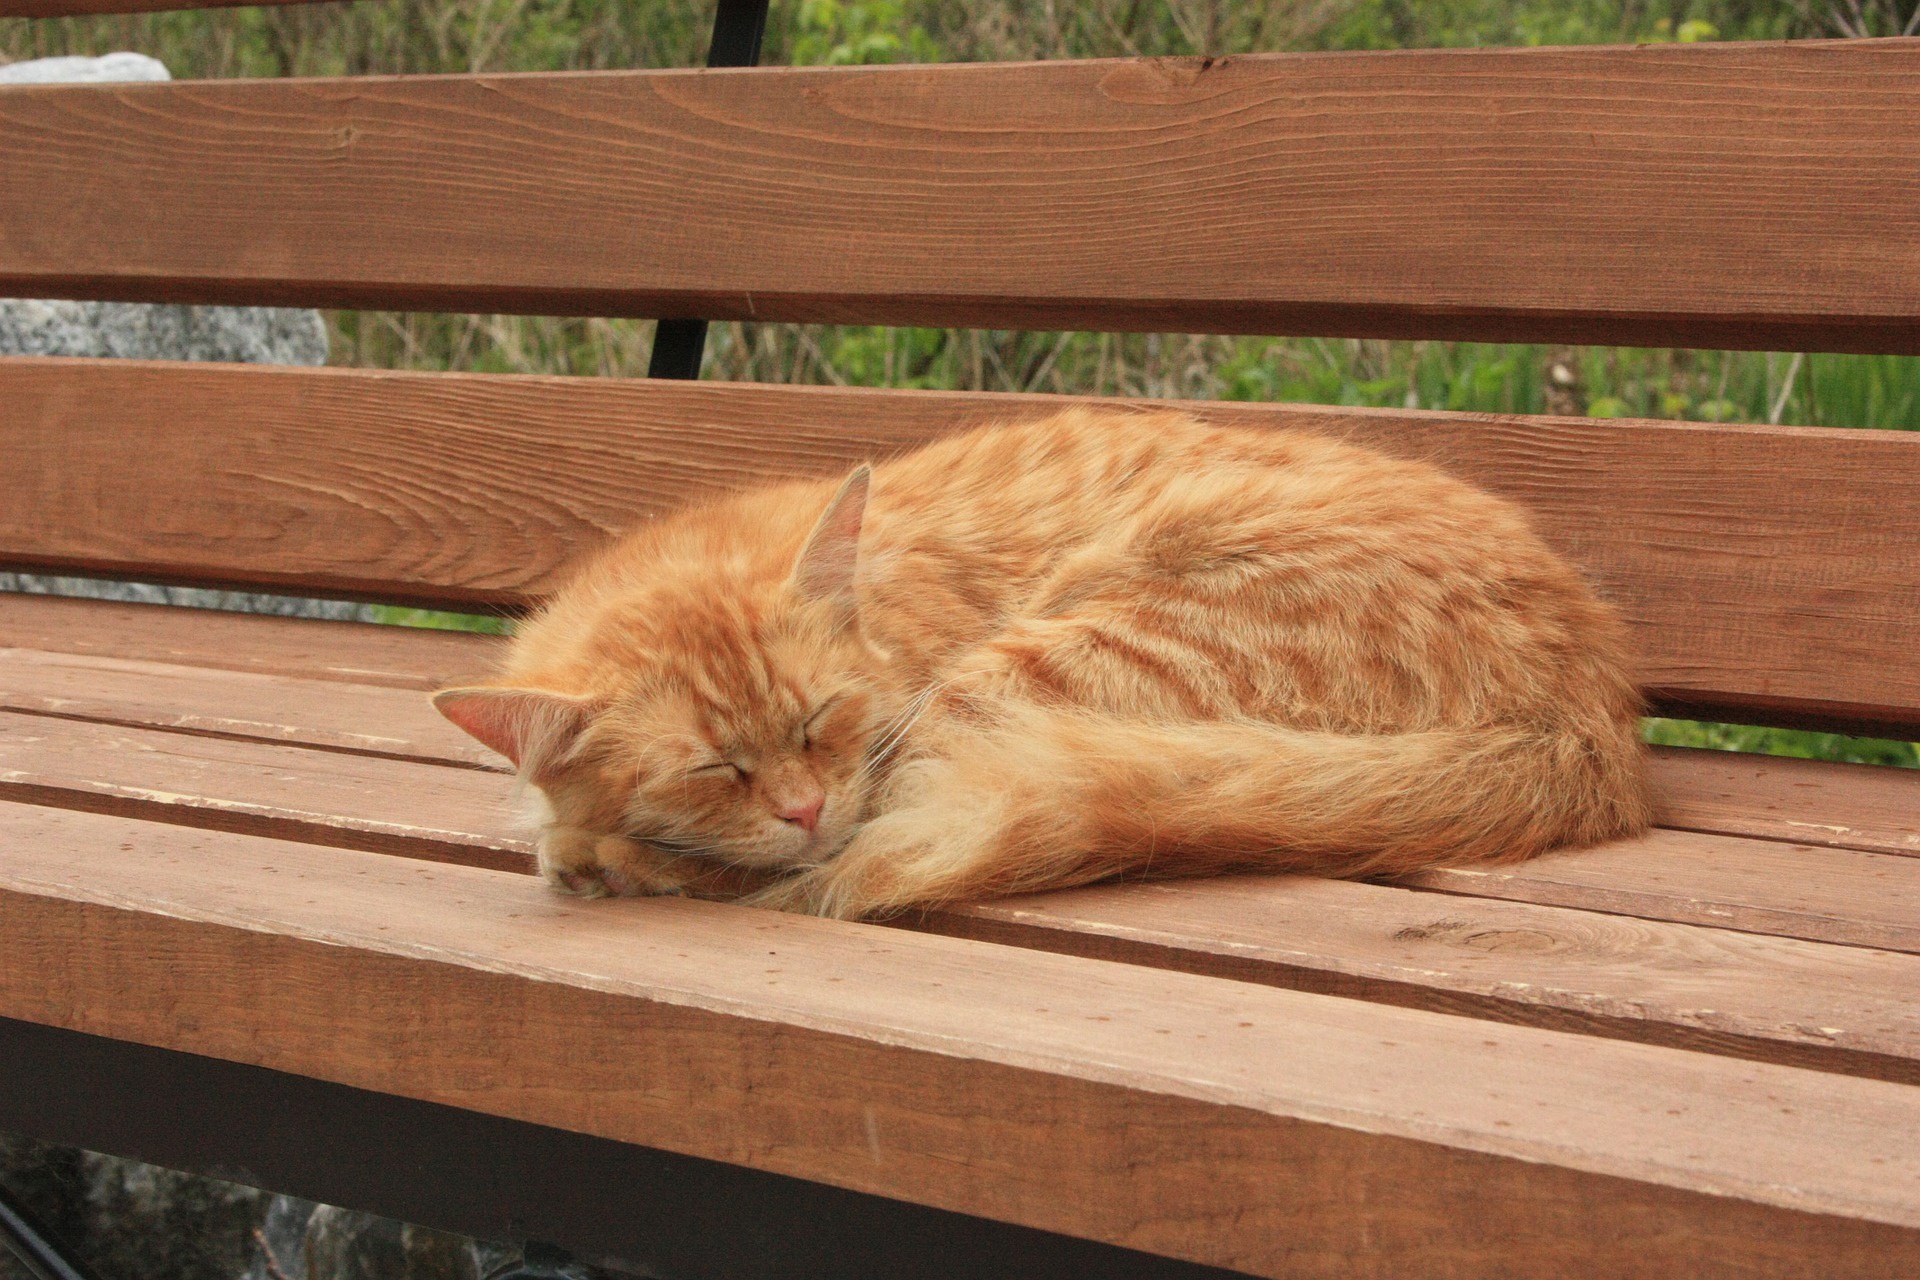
848, 703, 1652, 914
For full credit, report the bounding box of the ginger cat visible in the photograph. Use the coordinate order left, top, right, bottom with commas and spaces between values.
434, 408, 1650, 919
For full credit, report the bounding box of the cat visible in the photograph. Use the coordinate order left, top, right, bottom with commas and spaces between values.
433, 407, 1651, 919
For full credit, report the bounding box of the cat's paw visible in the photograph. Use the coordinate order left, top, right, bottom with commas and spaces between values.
537, 830, 688, 898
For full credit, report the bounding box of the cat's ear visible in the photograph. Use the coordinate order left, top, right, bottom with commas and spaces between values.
431, 686, 603, 775
791, 465, 870, 618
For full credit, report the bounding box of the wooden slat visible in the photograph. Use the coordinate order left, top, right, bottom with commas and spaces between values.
10, 702, 1916, 955
2, 43, 1918, 350
0, 593, 502, 690
0, 710, 528, 870
10, 594, 1914, 859
922, 875, 1920, 1084
1403, 829, 1920, 953
9, 703, 1920, 1077
1653, 745, 1920, 859
4, 801, 1919, 1276
0, 647, 497, 764
7, 596, 1917, 855
7, 361, 1920, 735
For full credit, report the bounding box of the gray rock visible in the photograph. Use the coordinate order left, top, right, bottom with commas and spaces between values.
2, 1139, 270, 1280
0, 296, 330, 365
0, 52, 169, 84
78, 1152, 270, 1280
0, 1133, 89, 1280
245, 1195, 319, 1280
304, 1206, 483, 1280
0, 574, 379, 621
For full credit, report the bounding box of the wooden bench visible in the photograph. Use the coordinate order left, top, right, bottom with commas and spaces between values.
3, 10, 1919, 1276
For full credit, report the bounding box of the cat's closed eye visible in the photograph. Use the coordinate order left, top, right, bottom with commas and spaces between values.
801, 700, 841, 749
691, 761, 745, 782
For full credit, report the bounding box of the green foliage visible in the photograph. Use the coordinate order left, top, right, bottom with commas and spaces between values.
792, 0, 938, 64
368, 606, 513, 635
1644, 719, 1920, 768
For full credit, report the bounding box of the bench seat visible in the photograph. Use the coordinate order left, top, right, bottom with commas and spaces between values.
5, 33, 1920, 1276
3, 590, 1917, 1277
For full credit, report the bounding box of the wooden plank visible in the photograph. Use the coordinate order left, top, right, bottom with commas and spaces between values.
10, 697, 1915, 958
3, 802, 1919, 1276
0, 1021, 1245, 1280
11, 686, 1918, 1086
1653, 745, 1920, 859
0, 709, 529, 871
8, 595, 1915, 859
7, 362, 1920, 736
920, 875, 1920, 1084
0, 647, 496, 765
0, 593, 503, 690
2, 43, 1919, 350
10, 700, 1920, 1068
1402, 828, 1920, 953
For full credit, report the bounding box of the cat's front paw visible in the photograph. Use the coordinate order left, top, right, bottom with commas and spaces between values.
537, 830, 689, 898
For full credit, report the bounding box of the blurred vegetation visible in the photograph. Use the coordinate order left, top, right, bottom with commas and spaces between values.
5, 0, 1915, 764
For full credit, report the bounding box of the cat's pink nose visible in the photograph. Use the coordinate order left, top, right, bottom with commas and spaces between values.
778, 794, 824, 833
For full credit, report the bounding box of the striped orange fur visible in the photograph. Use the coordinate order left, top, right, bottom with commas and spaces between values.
433, 408, 1651, 919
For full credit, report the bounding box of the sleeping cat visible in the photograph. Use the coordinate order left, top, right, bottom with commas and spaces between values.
433, 408, 1651, 919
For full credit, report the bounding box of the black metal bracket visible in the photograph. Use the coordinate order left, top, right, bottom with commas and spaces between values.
647, 0, 773, 381
0, 1179, 103, 1280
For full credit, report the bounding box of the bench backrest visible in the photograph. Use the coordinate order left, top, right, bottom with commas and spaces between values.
3, 30, 1919, 738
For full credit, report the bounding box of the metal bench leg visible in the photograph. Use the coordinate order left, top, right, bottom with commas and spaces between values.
647, 0, 772, 380
0, 1180, 103, 1280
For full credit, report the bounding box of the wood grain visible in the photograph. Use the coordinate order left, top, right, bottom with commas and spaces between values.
7, 361, 1920, 735
0, 593, 503, 691
1653, 745, 1920, 859
0, 710, 529, 870
2, 43, 1918, 349
10, 594, 1914, 860
921, 875, 1920, 1084
1403, 828, 1920, 953
9, 698, 1917, 1084
0, 647, 498, 765
4, 800, 1919, 1276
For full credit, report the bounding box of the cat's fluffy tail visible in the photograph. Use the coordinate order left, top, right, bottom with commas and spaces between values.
837, 702, 1651, 916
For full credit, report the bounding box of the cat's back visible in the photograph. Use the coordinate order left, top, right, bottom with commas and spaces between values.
862, 406, 1547, 582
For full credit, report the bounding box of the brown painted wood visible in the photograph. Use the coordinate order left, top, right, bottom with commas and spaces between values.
0, 647, 497, 766
1402, 828, 1920, 953
1652, 745, 1920, 859
920, 875, 1920, 1084
3, 801, 1919, 1276
2, 43, 1918, 349
0, 593, 503, 691
7, 362, 1920, 736
9, 594, 1916, 861
10, 698, 1918, 1082
0, 710, 529, 870
7, 596, 1917, 854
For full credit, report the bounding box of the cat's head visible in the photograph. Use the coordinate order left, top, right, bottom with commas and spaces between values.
433, 468, 898, 897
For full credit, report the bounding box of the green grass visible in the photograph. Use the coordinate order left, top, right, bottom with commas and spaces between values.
367, 607, 514, 635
